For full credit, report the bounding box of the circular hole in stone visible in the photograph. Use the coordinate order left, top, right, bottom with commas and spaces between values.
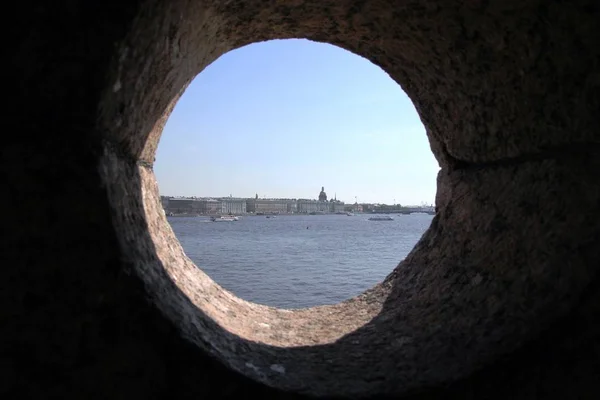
154, 39, 438, 309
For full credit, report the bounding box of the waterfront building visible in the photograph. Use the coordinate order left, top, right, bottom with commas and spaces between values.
317, 201, 330, 213
297, 199, 327, 214
329, 200, 345, 213
246, 198, 290, 214
166, 197, 223, 214
328, 193, 345, 213
164, 188, 345, 215
295, 187, 344, 214
361, 203, 375, 213
286, 200, 297, 213
200, 198, 222, 214
167, 198, 202, 214
296, 199, 319, 214
219, 197, 247, 215
245, 196, 257, 213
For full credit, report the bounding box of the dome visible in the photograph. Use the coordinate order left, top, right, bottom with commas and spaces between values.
318, 186, 327, 202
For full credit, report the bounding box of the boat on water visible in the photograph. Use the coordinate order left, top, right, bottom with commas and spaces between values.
368, 215, 394, 221
266, 215, 276, 219
346, 212, 354, 216
210, 215, 239, 222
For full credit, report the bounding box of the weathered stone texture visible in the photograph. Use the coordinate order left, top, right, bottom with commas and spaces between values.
4, 0, 600, 399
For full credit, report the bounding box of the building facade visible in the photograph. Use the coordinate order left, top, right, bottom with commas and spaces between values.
167, 198, 202, 214
219, 197, 247, 215
345, 203, 363, 212
164, 191, 345, 215
329, 200, 345, 213
286, 200, 297, 213
166, 198, 224, 214
200, 199, 222, 214
297, 199, 319, 214
246, 198, 290, 214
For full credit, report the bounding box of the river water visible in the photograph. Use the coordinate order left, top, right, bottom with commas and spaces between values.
167, 213, 433, 309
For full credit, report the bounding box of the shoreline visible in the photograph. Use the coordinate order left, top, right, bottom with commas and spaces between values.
165, 212, 434, 217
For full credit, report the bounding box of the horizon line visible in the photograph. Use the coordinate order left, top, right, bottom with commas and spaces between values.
162, 195, 433, 206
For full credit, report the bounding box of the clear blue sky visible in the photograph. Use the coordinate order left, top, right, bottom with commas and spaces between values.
154, 39, 439, 205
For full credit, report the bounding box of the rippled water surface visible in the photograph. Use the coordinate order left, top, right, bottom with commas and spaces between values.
168, 214, 433, 309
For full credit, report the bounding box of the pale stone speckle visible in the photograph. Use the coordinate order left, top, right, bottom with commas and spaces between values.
270, 364, 286, 374
245, 362, 260, 373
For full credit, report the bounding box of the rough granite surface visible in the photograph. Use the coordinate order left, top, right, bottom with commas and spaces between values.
4, 0, 600, 399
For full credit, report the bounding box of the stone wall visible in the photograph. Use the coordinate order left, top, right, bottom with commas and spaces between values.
4, 0, 599, 399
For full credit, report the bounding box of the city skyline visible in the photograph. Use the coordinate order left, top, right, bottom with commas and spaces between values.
161, 190, 433, 206
154, 39, 440, 205
162, 194, 434, 217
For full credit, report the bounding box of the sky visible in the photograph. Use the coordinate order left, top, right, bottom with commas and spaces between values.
154, 39, 440, 205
